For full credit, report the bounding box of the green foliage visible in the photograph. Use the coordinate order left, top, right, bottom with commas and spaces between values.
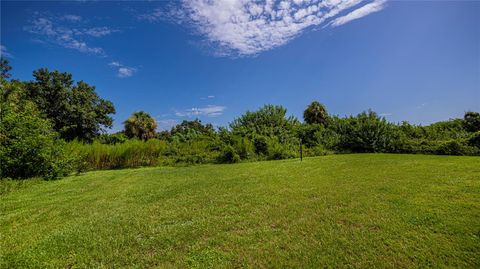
171, 119, 215, 138
468, 132, 480, 149
464, 111, 480, 132
230, 104, 299, 143
217, 145, 241, 164
266, 138, 297, 160
24, 68, 115, 141
0, 80, 73, 179
96, 132, 128, 145
303, 101, 328, 125
253, 136, 269, 155
333, 111, 397, 153
123, 111, 157, 140
435, 140, 478, 156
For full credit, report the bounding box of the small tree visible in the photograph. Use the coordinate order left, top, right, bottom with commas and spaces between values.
124, 111, 157, 140
303, 101, 328, 125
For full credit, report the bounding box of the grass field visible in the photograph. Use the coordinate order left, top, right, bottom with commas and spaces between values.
1, 154, 479, 268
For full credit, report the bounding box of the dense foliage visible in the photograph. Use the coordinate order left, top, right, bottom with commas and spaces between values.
124, 111, 157, 140
1, 63, 479, 179
25, 68, 115, 141
303, 101, 328, 125
0, 79, 72, 179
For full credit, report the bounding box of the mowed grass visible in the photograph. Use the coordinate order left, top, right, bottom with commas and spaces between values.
1, 154, 479, 268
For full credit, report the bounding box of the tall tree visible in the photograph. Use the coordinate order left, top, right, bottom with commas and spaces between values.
303, 101, 328, 125
0, 57, 12, 79
124, 111, 157, 140
25, 68, 115, 141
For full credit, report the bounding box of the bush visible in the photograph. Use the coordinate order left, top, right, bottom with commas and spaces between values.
468, 132, 480, 149
232, 137, 255, 160
96, 133, 127, 145
435, 140, 477, 156
0, 82, 73, 179
267, 138, 297, 160
253, 136, 269, 155
217, 145, 241, 164
333, 111, 397, 153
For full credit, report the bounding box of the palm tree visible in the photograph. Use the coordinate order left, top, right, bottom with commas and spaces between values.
123, 111, 157, 140
303, 101, 328, 125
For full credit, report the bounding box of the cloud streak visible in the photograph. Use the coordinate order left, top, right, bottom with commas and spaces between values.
24, 13, 120, 56
175, 105, 226, 117
330, 0, 386, 27
140, 0, 386, 57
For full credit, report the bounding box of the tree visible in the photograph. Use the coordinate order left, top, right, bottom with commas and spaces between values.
334, 110, 397, 153
0, 57, 12, 79
464, 111, 480, 132
124, 111, 157, 140
230, 104, 299, 143
25, 68, 115, 141
303, 101, 328, 125
0, 79, 72, 179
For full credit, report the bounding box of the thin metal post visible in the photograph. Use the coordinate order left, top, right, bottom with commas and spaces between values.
300, 138, 303, 161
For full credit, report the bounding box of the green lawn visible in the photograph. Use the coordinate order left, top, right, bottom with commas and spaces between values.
1, 154, 479, 268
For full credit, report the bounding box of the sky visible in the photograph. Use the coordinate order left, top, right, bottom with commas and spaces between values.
1, 0, 479, 132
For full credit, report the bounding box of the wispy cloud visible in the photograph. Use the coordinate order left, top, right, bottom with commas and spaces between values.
24, 13, 120, 56
200, 95, 215, 100
140, 0, 387, 57
175, 105, 226, 117
1, 45, 13, 58
330, 0, 386, 27
109, 61, 137, 78
61, 14, 82, 22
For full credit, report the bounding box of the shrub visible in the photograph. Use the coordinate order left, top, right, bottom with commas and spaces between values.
0, 81, 73, 179
334, 111, 397, 153
435, 140, 477, 156
252, 136, 268, 156
217, 145, 241, 164
232, 137, 255, 160
468, 132, 480, 149
96, 133, 128, 144
267, 138, 297, 160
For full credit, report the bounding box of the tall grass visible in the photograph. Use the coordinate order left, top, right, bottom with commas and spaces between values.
66, 139, 222, 171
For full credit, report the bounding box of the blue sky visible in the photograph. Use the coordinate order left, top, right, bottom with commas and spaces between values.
1, 0, 479, 132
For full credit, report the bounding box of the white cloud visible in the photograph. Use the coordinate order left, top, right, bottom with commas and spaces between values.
1, 45, 13, 58
175, 105, 226, 117
109, 61, 122, 67
24, 14, 119, 55
83, 27, 120, 37
61, 14, 82, 22
109, 61, 137, 78
118, 67, 136, 78
330, 0, 386, 27
143, 0, 386, 56
200, 95, 215, 100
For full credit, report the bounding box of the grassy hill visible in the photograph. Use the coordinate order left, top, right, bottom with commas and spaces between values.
1, 154, 479, 268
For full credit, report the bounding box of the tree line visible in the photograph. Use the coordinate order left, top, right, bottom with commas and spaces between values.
1, 59, 479, 180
